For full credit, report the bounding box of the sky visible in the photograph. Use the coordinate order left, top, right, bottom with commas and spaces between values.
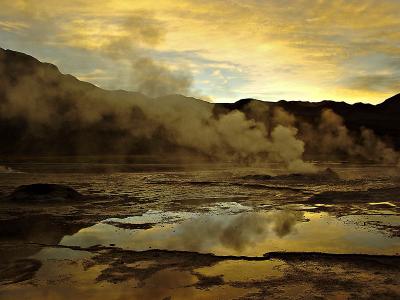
0, 0, 399, 103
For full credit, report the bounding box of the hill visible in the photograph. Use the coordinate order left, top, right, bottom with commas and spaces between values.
0, 48, 399, 162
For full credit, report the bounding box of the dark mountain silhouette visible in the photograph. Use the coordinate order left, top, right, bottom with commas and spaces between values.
0, 47, 399, 160
377, 93, 400, 110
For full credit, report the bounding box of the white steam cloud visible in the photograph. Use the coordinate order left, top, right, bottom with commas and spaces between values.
0, 46, 398, 171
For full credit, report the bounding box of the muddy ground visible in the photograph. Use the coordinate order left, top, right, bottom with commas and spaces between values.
0, 162, 399, 299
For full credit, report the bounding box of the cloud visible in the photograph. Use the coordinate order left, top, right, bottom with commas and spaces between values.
75, 69, 113, 82
0, 20, 28, 31
1, 0, 400, 102
59, 13, 165, 55
346, 74, 400, 92
58, 13, 195, 98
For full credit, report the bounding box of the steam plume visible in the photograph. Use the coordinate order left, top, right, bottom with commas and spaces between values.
0, 48, 398, 170
301, 109, 399, 164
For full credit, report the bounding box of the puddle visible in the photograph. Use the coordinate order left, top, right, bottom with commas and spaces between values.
0, 262, 255, 300
60, 206, 400, 256
315, 204, 334, 207
1, 246, 258, 300
368, 201, 397, 207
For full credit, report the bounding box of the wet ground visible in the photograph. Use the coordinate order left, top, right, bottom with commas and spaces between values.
0, 161, 399, 299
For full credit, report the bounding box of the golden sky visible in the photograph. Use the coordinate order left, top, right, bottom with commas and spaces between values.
0, 0, 399, 103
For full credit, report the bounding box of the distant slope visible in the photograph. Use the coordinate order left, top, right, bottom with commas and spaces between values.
0, 47, 399, 159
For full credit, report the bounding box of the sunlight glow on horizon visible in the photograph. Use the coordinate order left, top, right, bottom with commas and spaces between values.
0, 0, 399, 104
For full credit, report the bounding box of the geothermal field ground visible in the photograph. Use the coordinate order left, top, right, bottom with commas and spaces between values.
0, 161, 399, 299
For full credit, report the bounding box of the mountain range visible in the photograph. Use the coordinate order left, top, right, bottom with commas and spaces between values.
0, 48, 399, 161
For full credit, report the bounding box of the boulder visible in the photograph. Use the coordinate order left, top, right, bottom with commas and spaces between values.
7, 184, 82, 202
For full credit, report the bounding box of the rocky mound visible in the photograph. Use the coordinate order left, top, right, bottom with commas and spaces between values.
7, 184, 83, 202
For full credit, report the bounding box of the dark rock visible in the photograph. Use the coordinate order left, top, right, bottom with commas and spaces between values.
309, 187, 400, 204
7, 183, 83, 202
0, 259, 42, 285
104, 221, 155, 230
241, 174, 274, 180
276, 168, 340, 181
194, 273, 224, 289
242, 168, 339, 182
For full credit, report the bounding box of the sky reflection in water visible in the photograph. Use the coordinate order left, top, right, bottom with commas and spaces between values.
61, 204, 400, 256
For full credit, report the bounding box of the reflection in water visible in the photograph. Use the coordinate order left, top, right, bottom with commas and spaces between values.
164, 210, 302, 252
368, 202, 396, 207
61, 208, 400, 256
60, 210, 303, 255
0, 215, 88, 262
1, 247, 257, 300
2, 244, 399, 300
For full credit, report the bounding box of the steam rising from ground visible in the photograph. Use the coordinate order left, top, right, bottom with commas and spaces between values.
0, 47, 399, 169
301, 109, 399, 164
132, 58, 192, 98
0, 50, 315, 171
0, 9, 398, 169
138, 101, 316, 172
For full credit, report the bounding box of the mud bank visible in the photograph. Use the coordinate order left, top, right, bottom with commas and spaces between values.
309, 186, 400, 204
